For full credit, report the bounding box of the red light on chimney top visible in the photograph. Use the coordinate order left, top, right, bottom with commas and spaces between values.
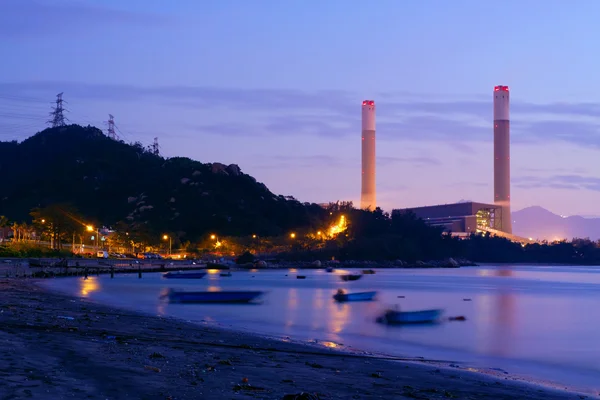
494, 86, 509, 92
362, 101, 367, 105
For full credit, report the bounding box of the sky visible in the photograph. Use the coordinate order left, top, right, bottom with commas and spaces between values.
2, 0, 600, 216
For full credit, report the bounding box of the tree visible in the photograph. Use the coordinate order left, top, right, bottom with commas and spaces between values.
30, 204, 87, 250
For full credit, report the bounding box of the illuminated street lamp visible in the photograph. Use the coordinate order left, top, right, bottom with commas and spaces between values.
210, 234, 216, 240
86, 225, 99, 250
163, 234, 172, 255
290, 232, 296, 239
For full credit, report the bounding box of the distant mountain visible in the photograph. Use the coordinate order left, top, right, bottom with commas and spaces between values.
512, 206, 600, 241
0, 125, 326, 241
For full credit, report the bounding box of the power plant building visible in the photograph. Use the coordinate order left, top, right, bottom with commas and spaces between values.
361, 100, 376, 210
393, 202, 503, 234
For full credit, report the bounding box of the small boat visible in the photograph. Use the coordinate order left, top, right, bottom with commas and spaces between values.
362, 269, 376, 274
220, 272, 232, 277
340, 274, 362, 282
377, 308, 444, 325
163, 271, 207, 279
296, 275, 307, 279
164, 289, 264, 304
333, 290, 377, 302
325, 266, 334, 273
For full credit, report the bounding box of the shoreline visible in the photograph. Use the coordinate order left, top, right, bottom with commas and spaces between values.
1, 279, 593, 399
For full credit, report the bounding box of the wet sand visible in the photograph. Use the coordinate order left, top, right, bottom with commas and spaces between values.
0, 279, 591, 399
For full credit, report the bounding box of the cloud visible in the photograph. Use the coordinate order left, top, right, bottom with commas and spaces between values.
251, 155, 344, 170
514, 175, 600, 191
378, 156, 441, 167
0, 0, 169, 38
4, 81, 600, 148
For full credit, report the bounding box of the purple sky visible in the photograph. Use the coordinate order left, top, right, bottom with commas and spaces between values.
2, 0, 600, 216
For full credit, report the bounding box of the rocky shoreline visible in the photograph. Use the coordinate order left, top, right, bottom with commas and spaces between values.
241, 257, 478, 270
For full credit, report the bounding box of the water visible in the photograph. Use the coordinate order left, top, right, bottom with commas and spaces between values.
43, 266, 600, 394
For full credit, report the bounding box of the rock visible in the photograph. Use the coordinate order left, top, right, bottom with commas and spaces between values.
225, 164, 242, 176
311, 260, 322, 268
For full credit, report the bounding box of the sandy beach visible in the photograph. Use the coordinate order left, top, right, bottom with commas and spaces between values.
0, 278, 591, 400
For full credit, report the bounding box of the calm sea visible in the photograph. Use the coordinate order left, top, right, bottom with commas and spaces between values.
42, 265, 600, 393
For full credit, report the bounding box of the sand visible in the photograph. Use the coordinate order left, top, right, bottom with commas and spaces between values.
0, 279, 592, 400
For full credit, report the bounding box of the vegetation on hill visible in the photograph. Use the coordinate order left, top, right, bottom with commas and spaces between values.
2, 124, 600, 265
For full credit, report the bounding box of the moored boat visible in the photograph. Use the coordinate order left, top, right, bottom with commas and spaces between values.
325, 266, 334, 272
362, 269, 376, 274
296, 275, 307, 279
377, 308, 443, 325
340, 274, 362, 282
163, 289, 264, 304
163, 271, 207, 279
333, 290, 377, 302
220, 272, 232, 277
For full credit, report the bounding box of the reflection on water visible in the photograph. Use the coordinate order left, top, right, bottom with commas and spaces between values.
79, 276, 99, 297
47, 265, 600, 392
490, 267, 515, 357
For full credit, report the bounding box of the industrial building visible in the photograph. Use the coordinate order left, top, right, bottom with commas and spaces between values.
393, 202, 503, 235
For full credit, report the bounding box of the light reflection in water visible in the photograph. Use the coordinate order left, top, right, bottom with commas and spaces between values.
285, 288, 298, 330
490, 267, 515, 357
327, 299, 350, 338
207, 285, 221, 292
79, 276, 99, 297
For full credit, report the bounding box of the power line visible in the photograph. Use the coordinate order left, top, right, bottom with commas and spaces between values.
48, 92, 68, 128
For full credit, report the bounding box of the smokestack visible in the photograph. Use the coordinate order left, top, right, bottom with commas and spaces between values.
361, 100, 376, 210
493, 86, 512, 234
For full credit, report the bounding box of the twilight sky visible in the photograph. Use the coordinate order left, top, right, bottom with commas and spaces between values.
2, 0, 600, 216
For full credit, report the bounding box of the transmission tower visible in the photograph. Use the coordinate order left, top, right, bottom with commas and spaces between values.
106, 114, 118, 140
152, 137, 160, 156
48, 92, 68, 127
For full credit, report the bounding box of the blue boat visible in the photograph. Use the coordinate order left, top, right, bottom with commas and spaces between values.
377, 308, 444, 324
325, 266, 334, 272
333, 290, 377, 302
163, 271, 207, 279
164, 289, 264, 304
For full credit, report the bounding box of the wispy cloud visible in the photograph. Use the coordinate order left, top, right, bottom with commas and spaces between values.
378, 156, 441, 166
3, 81, 600, 148
514, 175, 600, 191
0, 0, 168, 38
251, 155, 344, 170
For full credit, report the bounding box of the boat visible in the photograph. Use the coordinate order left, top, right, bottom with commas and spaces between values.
340, 274, 362, 281
163, 271, 207, 279
376, 308, 444, 325
220, 272, 232, 277
296, 275, 307, 279
325, 266, 334, 272
333, 290, 377, 302
362, 269, 376, 274
163, 289, 264, 304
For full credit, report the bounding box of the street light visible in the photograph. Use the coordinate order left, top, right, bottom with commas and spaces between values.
210, 234, 216, 240
163, 234, 171, 255
290, 232, 296, 239
86, 225, 99, 251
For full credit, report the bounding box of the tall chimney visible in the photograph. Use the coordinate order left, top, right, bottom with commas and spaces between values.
361, 100, 376, 210
493, 86, 512, 233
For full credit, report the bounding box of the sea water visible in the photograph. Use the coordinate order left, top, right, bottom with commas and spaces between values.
42, 265, 600, 394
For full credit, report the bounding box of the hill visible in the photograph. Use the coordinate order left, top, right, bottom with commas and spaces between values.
0, 125, 325, 242
513, 206, 600, 241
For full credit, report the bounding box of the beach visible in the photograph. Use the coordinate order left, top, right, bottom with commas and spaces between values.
0, 279, 590, 399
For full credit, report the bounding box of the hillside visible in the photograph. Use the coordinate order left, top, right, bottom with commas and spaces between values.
513, 206, 600, 241
0, 125, 325, 241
